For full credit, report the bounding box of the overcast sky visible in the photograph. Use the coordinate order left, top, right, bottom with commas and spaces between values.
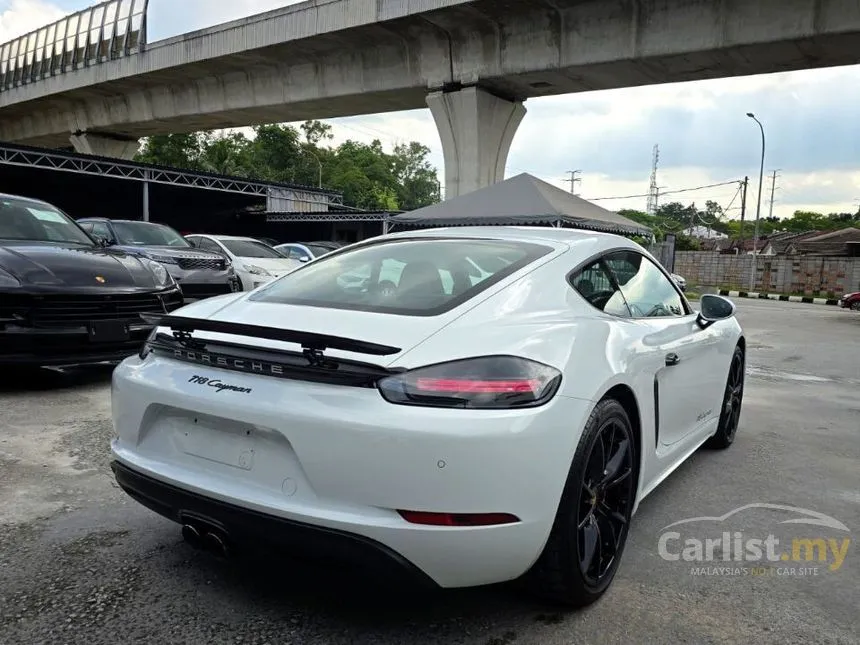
3, 0, 860, 219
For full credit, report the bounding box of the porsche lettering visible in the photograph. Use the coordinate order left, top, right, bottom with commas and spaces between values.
174, 349, 285, 375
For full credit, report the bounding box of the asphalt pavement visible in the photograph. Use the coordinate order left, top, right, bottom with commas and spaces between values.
1, 299, 858, 645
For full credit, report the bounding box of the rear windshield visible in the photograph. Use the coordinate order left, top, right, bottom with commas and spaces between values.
223, 239, 284, 258
249, 237, 553, 316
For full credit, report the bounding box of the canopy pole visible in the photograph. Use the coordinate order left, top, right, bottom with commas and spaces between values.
142, 170, 150, 222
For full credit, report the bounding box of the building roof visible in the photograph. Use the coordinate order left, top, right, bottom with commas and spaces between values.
390, 173, 651, 236
792, 227, 860, 255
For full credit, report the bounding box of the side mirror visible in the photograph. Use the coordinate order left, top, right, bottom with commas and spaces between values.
696, 294, 736, 329
93, 235, 111, 247
186, 239, 197, 247
300, 255, 311, 263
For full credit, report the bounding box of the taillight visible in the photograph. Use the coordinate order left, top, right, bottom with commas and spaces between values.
377, 355, 562, 409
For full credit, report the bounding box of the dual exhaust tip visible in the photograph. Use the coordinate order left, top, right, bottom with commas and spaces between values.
181, 522, 232, 558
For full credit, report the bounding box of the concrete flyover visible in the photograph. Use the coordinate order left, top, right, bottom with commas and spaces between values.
2, 0, 860, 197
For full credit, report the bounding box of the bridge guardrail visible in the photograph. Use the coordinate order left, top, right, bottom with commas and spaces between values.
0, 0, 148, 93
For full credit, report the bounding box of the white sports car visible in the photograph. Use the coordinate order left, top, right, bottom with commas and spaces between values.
110, 226, 745, 607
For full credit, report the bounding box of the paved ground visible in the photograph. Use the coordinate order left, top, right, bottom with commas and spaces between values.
1, 299, 858, 645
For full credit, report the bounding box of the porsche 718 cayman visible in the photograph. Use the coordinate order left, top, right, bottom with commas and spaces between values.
109, 226, 745, 607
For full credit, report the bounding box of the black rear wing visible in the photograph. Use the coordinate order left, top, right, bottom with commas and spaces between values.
140, 314, 401, 356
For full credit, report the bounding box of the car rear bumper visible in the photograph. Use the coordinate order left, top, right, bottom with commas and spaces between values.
110, 354, 593, 587
110, 460, 439, 588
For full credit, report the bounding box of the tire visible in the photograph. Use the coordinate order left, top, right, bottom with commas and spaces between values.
705, 345, 745, 449
524, 398, 637, 607
850, 301, 860, 311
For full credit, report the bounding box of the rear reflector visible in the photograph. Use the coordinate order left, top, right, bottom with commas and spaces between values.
397, 511, 520, 527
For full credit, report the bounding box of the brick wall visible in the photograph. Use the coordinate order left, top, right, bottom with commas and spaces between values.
673, 252, 860, 296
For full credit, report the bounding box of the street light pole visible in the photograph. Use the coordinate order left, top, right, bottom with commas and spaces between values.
747, 112, 765, 291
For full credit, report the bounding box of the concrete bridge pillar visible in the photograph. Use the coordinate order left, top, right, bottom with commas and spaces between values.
427, 86, 526, 200
69, 132, 140, 160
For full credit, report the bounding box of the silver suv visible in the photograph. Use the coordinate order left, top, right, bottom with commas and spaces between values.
77, 219, 240, 300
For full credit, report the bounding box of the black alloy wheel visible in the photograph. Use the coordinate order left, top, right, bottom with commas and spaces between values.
705, 345, 745, 449
576, 417, 635, 586
525, 398, 636, 607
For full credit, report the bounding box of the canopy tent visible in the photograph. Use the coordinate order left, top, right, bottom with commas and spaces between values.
390, 173, 651, 237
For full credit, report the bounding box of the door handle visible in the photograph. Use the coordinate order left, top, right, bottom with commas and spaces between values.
665, 353, 680, 366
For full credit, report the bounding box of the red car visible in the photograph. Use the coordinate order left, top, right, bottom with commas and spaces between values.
839, 291, 860, 311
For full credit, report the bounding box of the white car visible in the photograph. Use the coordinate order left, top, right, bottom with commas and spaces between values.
185, 234, 301, 291
109, 226, 745, 607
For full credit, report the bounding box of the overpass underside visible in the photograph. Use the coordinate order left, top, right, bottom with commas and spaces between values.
2, 0, 860, 198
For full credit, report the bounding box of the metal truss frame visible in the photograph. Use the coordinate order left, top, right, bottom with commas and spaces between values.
0, 142, 343, 208
266, 212, 390, 222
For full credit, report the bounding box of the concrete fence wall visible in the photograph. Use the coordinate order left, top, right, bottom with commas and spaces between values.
673, 252, 860, 296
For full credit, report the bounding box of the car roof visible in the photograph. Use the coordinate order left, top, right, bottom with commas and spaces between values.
188, 234, 260, 242
78, 218, 166, 224
379, 226, 642, 252
0, 192, 54, 205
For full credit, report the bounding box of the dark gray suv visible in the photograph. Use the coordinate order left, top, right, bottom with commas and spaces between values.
77, 219, 240, 300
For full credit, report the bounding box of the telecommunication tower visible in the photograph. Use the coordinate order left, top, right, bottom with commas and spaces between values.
646, 144, 660, 215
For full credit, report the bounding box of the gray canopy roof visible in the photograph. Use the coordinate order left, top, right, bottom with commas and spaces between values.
391, 173, 651, 236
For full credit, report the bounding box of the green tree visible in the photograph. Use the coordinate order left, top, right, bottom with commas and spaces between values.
199, 131, 251, 175
391, 142, 441, 210
135, 120, 441, 212
300, 120, 334, 146
136, 133, 208, 170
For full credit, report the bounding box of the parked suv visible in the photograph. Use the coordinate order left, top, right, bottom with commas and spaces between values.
77, 219, 240, 300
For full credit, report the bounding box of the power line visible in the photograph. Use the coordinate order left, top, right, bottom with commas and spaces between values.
586, 179, 741, 202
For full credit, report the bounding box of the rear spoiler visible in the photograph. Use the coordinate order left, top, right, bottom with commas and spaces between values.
140, 314, 401, 356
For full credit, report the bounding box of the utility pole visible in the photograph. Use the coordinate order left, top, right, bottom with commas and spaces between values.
767, 170, 781, 220
738, 176, 748, 252
564, 170, 582, 195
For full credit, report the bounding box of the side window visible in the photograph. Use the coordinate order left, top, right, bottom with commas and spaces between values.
91, 222, 112, 242
78, 221, 93, 233
570, 259, 630, 317
197, 238, 219, 253
287, 247, 309, 260
605, 251, 686, 318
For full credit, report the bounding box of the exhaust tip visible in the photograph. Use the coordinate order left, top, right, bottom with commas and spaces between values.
181, 523, 202, 549
203, 530, 231, 559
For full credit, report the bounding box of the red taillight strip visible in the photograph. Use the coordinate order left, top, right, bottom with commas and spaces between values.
414, 378, 541, 394
398, 511, 520, 526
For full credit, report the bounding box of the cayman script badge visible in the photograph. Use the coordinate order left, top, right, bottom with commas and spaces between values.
188, 375, 253, 394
